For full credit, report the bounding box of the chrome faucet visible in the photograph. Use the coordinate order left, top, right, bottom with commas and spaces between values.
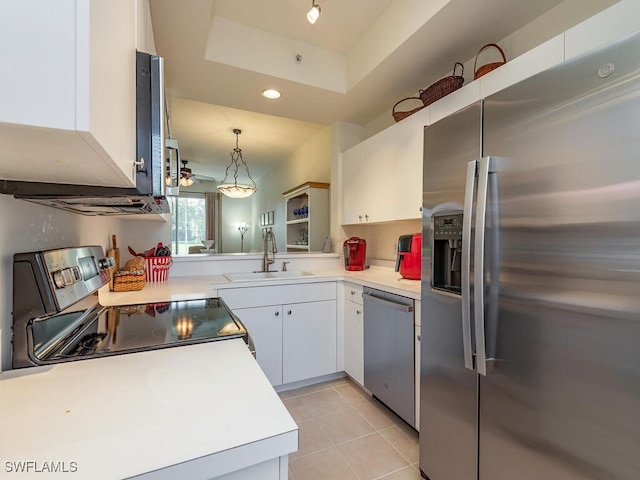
262, 229, 277, 272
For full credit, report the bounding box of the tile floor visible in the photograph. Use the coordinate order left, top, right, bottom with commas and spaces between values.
279, 377, 421, 480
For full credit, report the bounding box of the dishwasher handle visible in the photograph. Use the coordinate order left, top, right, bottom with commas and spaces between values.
363, 292, 414, 313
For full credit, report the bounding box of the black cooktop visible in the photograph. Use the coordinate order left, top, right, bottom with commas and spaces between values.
30, 297, 249, 364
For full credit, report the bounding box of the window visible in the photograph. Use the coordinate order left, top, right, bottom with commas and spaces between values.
170, 194, 206, 255
169, 192, 221, 255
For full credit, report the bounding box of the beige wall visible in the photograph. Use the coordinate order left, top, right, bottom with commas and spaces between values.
250, 126, 333, 252
343, 219, 422, 264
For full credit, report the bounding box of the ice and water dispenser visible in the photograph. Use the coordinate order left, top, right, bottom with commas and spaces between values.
431, 213, 463, 294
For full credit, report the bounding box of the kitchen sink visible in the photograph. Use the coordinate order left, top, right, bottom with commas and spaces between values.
223, 271, 317, 282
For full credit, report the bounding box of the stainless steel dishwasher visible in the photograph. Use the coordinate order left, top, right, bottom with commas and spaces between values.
363, 287, 415, 427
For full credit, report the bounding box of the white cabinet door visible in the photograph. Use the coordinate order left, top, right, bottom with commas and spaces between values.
0, 0, 137, 187
341, 107, 428, 225
86, 0, 137, 186
342, 130, 404, 224
341, 141, 368, 225
282, 300, 337, 384
342, 137, 393, 224
221, 282, 337, 386
364, 129, 396, 223
0, 0, 76, 130
344, 299, 364, 386
233, 306, 283, 387
383, 111, 427, 222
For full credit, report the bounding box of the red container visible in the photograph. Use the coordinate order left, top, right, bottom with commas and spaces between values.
343, 237, 366, 271
145, 256, 172, 282
395, 233, 421, 280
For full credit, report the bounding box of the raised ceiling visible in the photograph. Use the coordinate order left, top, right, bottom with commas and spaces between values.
149, 0, 578, 181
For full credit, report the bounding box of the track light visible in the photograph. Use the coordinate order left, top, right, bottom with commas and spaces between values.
307, 1, 321, 24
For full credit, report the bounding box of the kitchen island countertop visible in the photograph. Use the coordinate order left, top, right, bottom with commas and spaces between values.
0, 339, 297, 479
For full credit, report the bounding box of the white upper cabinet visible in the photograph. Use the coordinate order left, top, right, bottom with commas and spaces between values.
341, 107, 428, 226
0, 0, 139, 187
565, 0, 640, 61
385, 109, 428, 222
341, 141, 369, 225
340, 1, 640, 227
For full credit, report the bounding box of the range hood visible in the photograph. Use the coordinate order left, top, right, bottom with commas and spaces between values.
0, 180, 170, 216
0, 52, 171, 216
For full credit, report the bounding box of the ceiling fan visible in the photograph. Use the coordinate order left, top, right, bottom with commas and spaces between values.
178, 160, 215, 186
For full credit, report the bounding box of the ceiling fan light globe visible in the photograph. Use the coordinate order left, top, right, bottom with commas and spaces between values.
180, 176, 194, 187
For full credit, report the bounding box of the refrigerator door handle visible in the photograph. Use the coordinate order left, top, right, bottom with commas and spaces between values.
474, 156, 493, 376
461, 160, 477, 371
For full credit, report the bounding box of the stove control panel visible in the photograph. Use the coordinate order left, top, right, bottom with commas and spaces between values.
52, 267, 82, 289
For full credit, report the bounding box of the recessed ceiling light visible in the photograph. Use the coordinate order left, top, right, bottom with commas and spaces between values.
262, 89, 281, 99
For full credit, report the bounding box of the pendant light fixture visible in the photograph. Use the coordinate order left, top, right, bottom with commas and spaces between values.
217, 129, 257, 199
307, 1, 321, 24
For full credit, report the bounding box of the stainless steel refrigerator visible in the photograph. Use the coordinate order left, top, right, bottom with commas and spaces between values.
419, 31, 640, 480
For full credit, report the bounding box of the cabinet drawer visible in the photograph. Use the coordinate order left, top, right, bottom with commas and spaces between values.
343, 282, 363, 305
220, 282, 336, 309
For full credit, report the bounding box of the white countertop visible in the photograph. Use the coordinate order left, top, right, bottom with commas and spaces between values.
98, 275, 226, 306
331, 267, 421, 300
1, 266, 417, 478
0, 340, 297, 479
98, 266, 421, 306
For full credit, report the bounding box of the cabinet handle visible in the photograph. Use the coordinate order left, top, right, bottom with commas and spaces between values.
350, 290, 355, 295
287, 310, 292, 315
356, 310, 362, 315
365, 214, 369, 221
274, 311, 280, 316
417, 334, 421, 341
358, 215, 363, 221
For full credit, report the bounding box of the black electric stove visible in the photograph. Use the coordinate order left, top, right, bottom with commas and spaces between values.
12, 246, 252, 368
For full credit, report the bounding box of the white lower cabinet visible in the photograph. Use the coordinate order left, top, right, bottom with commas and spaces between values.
343, 282, 364, 386
219, 282, 337, 387
283, 300, 337, 384
232, 305, 284, 386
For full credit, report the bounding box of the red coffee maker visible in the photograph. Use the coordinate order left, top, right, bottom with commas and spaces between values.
395, 233, 421, 280
343, 237, 366, 271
